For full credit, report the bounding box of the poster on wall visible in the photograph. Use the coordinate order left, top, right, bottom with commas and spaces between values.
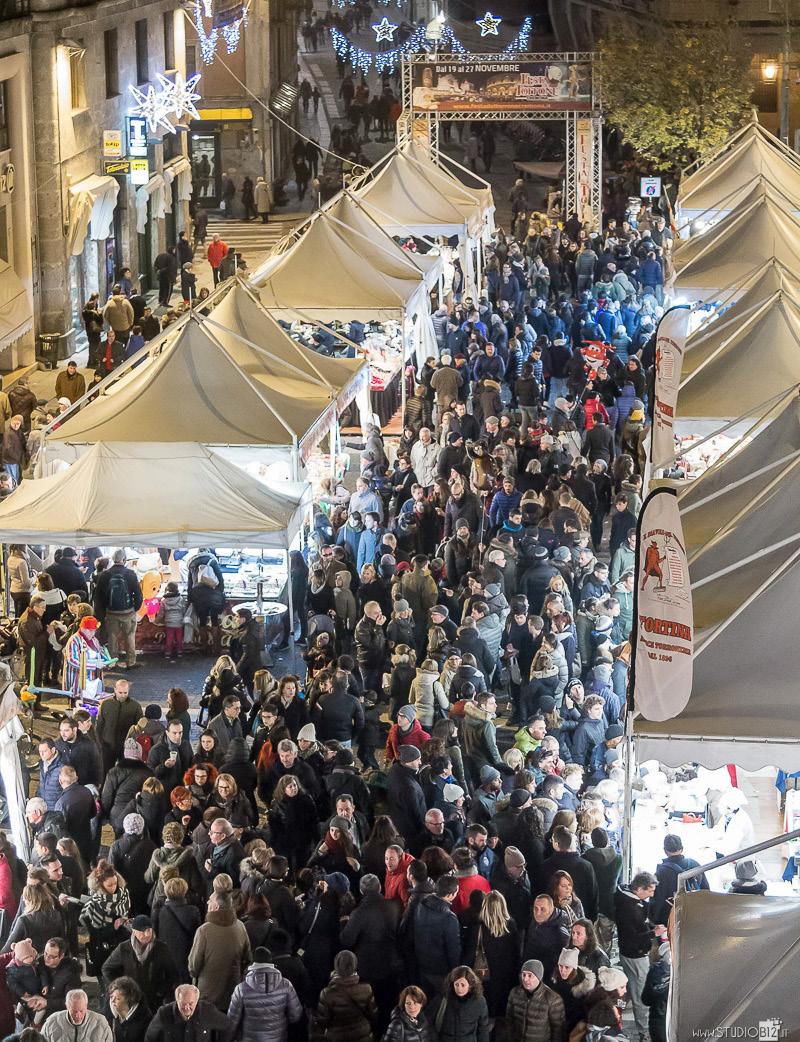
410, 59, 593, 112
631, 488, 694, 722
651, 305, 694, 470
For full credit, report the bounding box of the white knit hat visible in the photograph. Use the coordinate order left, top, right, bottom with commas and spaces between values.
297, 723, 316, 743
597, 965, 628, 992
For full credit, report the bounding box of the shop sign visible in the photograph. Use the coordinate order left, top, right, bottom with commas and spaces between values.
103, 131, 123, 158
631, 488, 694, 722
130, 158, 150, 185
104, 159, 130, 176
128, 116, 148, 158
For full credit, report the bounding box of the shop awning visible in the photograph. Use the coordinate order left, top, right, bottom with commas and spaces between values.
670, 891, 800, 1041
135, 174, 168, 234
0, 260, 32, 351
0, 442, 312, 548
67, 174, 120, 257
164, 156, 193, 203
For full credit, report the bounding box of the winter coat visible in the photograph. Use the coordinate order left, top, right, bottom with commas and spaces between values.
227, 962, 302, 1042
313, 690, 365, 744
340, 892, 400, 982
268, 792, 319, 863
188, 908, 252, 1009
383, 1008, 432, 1042
523, 909, 570, 981
101, 759, 154, 833
102, 937, 179, 1012
399, 569, 439, 622
414, 894, 461, 979
475, 613, 503, 664
641, 957, 670, 1039
462, 919, 522, 1017
614, 885, 654, 958
143, 1000, 234, 1042
385, 719, 431, 765
548, 967, 596, 1033
43, 1009, 113, 1042
96, 696, 145, 761
444, 493, 482, 540
37, 754, 66, 810
428, 992, 490, 1042
409, 665, 448, 729
461, 701, 505, 786
311, 973, 377, 1042
540, 852, 598, 922
152, 897, 202, 981
333, 572, 358, 632
455, 629, 495, 686
387, 762, 427, 843
109, 831, 158, 915
583, 846, 622, 920
354, 616, 386, 670
505, 983, 565, 1042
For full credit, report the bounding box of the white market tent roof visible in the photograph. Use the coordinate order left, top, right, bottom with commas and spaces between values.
635, 451, 800, 769
47, 284, 367, 451
680, 394, 800, 554
669, 891, 800, 1041
352, 142, 492, 238
252, 204, 428, 320
687, 259, 800, 342
677, 119, 800, 228
671, 182, 800, 300
0, 442, 312, 547
676, 284, 800, 419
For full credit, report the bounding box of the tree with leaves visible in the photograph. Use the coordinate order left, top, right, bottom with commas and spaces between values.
597, 22, 754, 172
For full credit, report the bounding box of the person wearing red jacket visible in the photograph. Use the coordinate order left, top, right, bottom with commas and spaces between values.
206, 234, 228, 286
384, 706, 431, 765
384, 845, 414, 907
451, 847, 491, 916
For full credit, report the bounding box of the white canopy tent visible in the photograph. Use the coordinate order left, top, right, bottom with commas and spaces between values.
0, 442, 312, 547
669, 891, 800, 1041
670, 182, 800, 301
676, 119, 800, 231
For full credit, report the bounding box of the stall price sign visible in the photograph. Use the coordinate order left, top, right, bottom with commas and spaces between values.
640, 176, 662, 198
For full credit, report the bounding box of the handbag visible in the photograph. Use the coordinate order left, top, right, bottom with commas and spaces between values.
473, 927, 490, 981
508, 654, 522, 687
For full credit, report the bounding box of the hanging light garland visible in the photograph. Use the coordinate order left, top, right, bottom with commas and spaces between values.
191, 0, 249, 65
331, 15, 532, 74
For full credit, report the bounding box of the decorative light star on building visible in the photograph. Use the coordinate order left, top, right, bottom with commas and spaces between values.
372, 16, 398, 41
476, 10, 501, 35
157, 71, 202, 121
129, 84, 173, 134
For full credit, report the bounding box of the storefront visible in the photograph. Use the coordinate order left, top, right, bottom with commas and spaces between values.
188, 108, 257, 213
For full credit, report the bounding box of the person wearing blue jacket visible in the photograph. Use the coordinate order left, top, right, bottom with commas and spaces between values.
37, 740, 65, 810
472, 344, 506, 384
413, 875, 461, 996
356, 513, 384, 575
489, 478, 522, 530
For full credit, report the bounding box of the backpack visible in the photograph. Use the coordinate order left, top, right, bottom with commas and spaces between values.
196, 561, 219, 588
107, 572, 134, 612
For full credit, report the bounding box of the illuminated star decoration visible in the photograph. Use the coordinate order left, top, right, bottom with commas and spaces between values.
157, 71, 202, 121
476, 10, 501, 35
372, 16, 398, 41
128, 84, 172, 134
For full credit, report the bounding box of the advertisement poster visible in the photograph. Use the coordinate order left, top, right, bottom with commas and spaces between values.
575, 118, 593, 223
651, 306, 693, 470
410, 60, 593, 112
632, 488, 694, 722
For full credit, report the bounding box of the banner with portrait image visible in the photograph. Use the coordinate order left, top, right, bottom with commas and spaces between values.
651, 305, 694, 470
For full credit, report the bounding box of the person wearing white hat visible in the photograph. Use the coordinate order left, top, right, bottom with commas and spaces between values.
549, 947, 597, 1036
708, 787, 755, 858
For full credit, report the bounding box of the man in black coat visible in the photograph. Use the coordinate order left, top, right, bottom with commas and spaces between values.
340, 874, 400, 1030
55, 716, 102, 786
54, 765, 96, 864
259, 739, 322, 805
386, 746, 427, 845
539, 825, 599, 921
455, 619, 495, 684
413, 875, 461, 996
491, 846, 533, 933
39, 937, 83, 1018
518, 546, 558, 610
45, 548, 88, 598
323, 750, 372, 817
408, 808, 455, 857
144, 984, 234, 1042
203, 818, 246, 888
148, 720, 193, 796
311, 675, 365, 745
103, 915, 180, 1014
524, 895, 570, 980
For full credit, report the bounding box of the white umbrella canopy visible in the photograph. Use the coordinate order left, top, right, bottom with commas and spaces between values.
0, 442, 312, 547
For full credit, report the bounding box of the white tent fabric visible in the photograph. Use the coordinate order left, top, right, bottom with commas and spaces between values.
164, 156, 193, 202
0, 260, 32, 351
677, 121, 800, 229
669, 891, 800, 1041
0, 442, 312, 547
67, 174, 120, 257
677, 287, 800, 419
671, 182, 800, 300
136, 174, 168, 234
635, 456, 800, 769
687, 260, 800, 343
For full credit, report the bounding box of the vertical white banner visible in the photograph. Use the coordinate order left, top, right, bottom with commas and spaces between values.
576, 118, 593, 224
633, 488, 694, 722
652, 306, 693, 469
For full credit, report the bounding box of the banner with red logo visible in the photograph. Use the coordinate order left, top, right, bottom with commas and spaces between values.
631, 488, 694, 721
651, 305, 693, 470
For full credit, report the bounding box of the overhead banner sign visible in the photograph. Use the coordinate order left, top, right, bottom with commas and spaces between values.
652, 305, 693, 470
410, 59, 593, 112
632, 488, 693, 722
576, 118, 593, 223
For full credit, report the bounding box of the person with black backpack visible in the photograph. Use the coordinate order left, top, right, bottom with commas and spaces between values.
92, 549, 143, 670
650, 833, 708, 926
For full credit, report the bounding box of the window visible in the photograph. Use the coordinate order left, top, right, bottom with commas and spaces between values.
69, 41, 86, 111
0, 83, 9, 152
135, 19, 149, 85
752, 79, 778, 114
185, 43, 197, 79
104, 29, 119, 97
163, 11, 175, 69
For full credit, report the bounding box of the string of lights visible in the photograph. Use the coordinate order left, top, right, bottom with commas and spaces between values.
331, 15, 532, 74
192, 0, 249, 65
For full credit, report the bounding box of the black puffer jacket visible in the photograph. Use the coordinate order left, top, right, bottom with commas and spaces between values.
101, 759, 154, 834
311, 973, 377, 1042
109, 831, 157, 915
428, 991, 490, 1042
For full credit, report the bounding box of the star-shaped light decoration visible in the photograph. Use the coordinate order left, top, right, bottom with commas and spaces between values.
129, 83, 175, 134
476, 10, 501, 35
372, 16, 398, 41
157, 71, 202, 121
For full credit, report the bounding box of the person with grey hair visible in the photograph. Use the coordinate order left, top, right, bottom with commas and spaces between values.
43, 988, 112, 1042
145, 983, 234, 1042
188, 889, 251, 1011
108, 814, 156, 916
203, 817, 246, 888
25, 796, 66, 840
340, 874, 400, 1030
92, 550, 143, 670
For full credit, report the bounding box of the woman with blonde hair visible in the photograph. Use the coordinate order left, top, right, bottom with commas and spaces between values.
211, 771, 257, 825
201, 654, 246, 720
464, 891, 520, 1020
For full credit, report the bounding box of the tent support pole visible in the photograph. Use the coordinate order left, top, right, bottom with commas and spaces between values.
622, 717, 635, 881
401, 309, 408, 427
286, 546, 297, 672
291, 440, 300, 482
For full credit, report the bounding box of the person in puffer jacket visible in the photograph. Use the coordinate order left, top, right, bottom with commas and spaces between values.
227, 949, 303, 1042
408, 659, 448, 729
472, 603, 502, 667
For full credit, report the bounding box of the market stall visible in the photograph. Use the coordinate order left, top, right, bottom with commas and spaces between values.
670, 181, 800, 301
676, 119, 800, 234
42, 283, 368, 479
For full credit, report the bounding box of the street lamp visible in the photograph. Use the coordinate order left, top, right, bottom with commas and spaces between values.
761, 60, 778, 82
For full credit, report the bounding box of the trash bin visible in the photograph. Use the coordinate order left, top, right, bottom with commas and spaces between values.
38, 333, 61, 370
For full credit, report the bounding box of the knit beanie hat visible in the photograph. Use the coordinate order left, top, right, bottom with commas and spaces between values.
398, 704, 416, 722
443, 783, 464, 803
297, 723, 316, 743
123, 738, 142, 761
521, 960, 544, 980
598, 965, 628, 992
558, 948, 579, 970
399, 745, 421, 765
504, 846, 526, 869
